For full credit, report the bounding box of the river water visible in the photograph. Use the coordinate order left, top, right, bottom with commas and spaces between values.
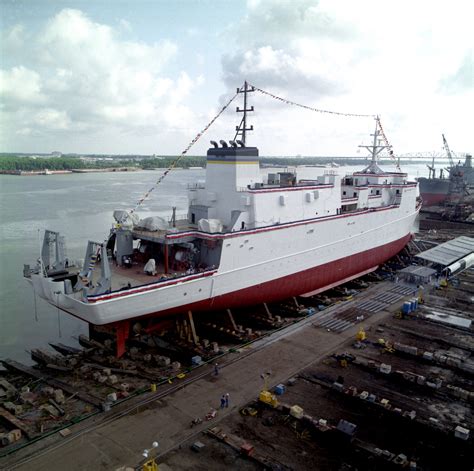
0, 163, 430, 363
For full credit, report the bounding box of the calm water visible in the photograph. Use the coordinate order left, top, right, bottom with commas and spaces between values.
0, 163, 430, 363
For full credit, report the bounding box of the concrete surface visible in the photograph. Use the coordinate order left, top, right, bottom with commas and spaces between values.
3, 283, 399, 471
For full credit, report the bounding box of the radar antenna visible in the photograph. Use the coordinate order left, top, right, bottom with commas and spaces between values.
234, 81, 255, 145
359, 116, 390, 174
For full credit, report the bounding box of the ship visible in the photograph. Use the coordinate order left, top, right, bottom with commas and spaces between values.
418, 135, 471, 207
455, 153, 473, 188
24, 83, 420, 356
417, 164, 451, 207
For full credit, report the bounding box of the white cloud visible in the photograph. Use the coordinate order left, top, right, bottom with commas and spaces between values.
439, 51, 473, 95
0, 66, 45, 106
0, 9, 203, 152
33, 108, 72, 130
1, 2, 472, 155
221, 0, 473, 155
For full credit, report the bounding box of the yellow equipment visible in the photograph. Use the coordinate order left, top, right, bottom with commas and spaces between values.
142, 459, 158, 471
240, 406, 258, 416
340, 359, 348, 368
356, 328, 366, 342
259, 390, 278, 408
418, 286, 425, 304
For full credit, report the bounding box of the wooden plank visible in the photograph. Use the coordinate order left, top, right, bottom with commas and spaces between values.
0, 409, 36, 439
1, 359, 102, 408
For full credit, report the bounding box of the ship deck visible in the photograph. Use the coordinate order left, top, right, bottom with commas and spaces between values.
93, 262, 189, 292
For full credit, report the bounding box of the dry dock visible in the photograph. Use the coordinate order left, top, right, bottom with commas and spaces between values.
1, 229, 473, 471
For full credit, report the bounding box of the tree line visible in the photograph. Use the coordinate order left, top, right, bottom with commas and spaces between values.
0, 154, 372, 172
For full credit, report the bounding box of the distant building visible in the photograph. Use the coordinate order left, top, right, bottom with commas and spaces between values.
51, 151, 62, 157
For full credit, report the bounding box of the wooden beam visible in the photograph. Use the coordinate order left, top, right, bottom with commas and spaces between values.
226, 309, 239, 331
263, 303, 273, 319
187, 310, 199, 345
1, 360, 102, 407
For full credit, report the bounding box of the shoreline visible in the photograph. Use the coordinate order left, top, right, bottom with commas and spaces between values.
0, 167, 140, 176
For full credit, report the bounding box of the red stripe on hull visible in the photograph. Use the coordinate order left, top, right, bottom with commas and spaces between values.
115, 233, 412, 325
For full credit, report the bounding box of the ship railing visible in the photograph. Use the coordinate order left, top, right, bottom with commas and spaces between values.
86, 266, 218, 300
167, 216, 190, 227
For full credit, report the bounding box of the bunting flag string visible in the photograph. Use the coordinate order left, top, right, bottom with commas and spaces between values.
249, 84, 374, 118
121, 91, 239, 221
251, 83, 400, 169
376, 116, 400, 171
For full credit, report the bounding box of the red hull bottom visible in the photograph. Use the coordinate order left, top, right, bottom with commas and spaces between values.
143, 232, 413, 319
421, 193, 448, 207
106, 233, 412, 356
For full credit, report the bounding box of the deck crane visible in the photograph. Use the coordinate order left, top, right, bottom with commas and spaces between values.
441, 134, 469, 211
442, 133, 456, 169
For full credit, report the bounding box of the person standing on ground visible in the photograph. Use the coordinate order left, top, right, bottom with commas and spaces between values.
220, 394, 226, 409
214, 363, 219, 376
225, 393, 229, 408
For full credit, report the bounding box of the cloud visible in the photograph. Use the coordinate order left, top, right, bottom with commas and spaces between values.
0, 9, 203, 152
0, 66, 45, 106
219, 0, 474, 155
222, 1, 353, 97
237, 0, 355, 48
439, 51, 473, 95
222, 45, 345, 99
1, 2, 472, 155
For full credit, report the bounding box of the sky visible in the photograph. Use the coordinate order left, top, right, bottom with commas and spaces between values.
0, 0, 472, 156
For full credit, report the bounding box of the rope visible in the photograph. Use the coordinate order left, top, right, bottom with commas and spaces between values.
125, 91, 239, 218
249, 84, 374, 118
250, 83, 400, 170
376, 116, 401, 171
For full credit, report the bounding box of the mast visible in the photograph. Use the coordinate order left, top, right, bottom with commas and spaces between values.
234, 81, 255, 145
358, 116, 389, 174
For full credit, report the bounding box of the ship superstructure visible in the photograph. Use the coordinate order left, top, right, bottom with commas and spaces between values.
24, 84, 420, 356
418, 135, 470, 206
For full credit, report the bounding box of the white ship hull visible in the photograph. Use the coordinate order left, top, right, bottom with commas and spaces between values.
30, 200, 419, 326
25, 103, 420, 359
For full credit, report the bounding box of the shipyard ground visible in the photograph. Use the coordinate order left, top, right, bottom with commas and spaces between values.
1, 231, 473, 470
157, 280, 474, 471
2, 269, 473, 470
0, 280, 423, 470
